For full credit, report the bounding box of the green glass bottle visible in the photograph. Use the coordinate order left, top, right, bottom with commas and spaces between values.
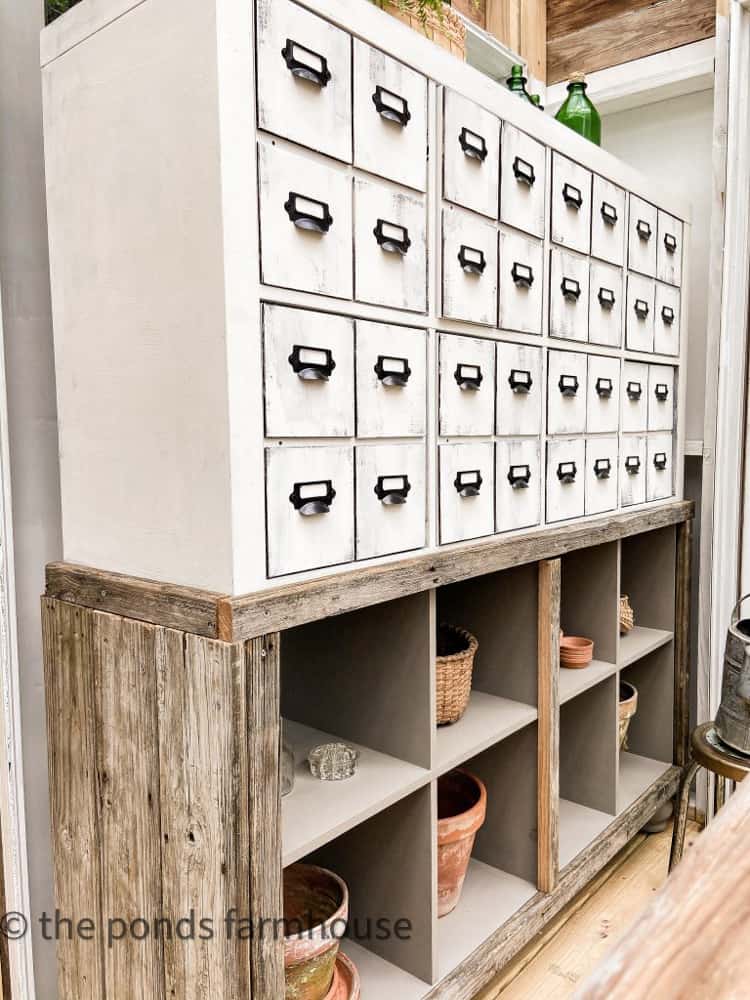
555, 72, 601, 145
530, 94, 544, 111
506, 64, 534, 105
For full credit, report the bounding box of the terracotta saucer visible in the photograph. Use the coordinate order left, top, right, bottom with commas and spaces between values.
323, 951, 361, 1000
560, 635, 594, 669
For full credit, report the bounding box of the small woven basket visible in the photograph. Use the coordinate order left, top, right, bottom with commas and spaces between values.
436, 624, 478, 726
619, 595, 635, 636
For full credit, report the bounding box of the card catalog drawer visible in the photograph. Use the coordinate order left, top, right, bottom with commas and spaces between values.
550, 248, 590, 343
646, 433, 674, 501
621, 436, 647, 507
589, 260, 623, 348
439, 333, 496, 436
500, 125, 546, 239
586, 354, 621, 435
355, 443, 426, 559
648, 364, 675, 432
628, 195, 657, 277
547, 349, 587, 435
498, 230, 544, 335
654, 283, 681, 357
626, 273, 655, 353
443, 89, 500, 219
585, 436, 618, 516
657, 210, 683, 286
591, 175, 626, 266
356, 321, 426, 438
546, 438, 585, 523
622, 361, 648, 433
442, 208, 498, 327
551, 153, 592, 255
439, 442, 495, 544
496, 342, 542, 436
496, 438, 541, 533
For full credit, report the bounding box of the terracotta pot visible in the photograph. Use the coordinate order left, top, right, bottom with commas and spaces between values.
560, 635, 594, 669
284, 864, 349, 1000
437, 769, 487, 917
323, 952, 361, 1000
619, 680, 638, 750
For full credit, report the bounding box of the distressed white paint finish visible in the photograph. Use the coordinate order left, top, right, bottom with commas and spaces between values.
656, 210, 684, 287
353, 176, 427, 313
654, 283, 681, 357
549, 248, 590, 343
546, 437, 586, 523
441, 207, 498, 327
550, 153, 593, 255
256, 0, 352, 163
547, 349, 587, 435
646, 433, 675, 501
355, 442, 426, 559
265, 444, 354, 576
591, 175, 627, 267
263, 304, 354, 437
355, 320, 427, 438
584, 436, 619, 516
495, 438, 541, 532
496, 342, 543, 436
586, 354, 621, 435
438, 332, 496, 436
500, 125, 547, 240
353, 39, 427, 192
442, 88, 500, 220
588, 260, 624, 348
621, 435, 648, 506
627, 195, 658, 277
622, 361, 649, 434
625, 273, 656, 352
647, 364, 676, 432
438, 441, 495, 544
498, 229, 544, 335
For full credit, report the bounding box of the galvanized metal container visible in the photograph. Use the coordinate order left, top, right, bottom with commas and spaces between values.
715, 594, 750, 754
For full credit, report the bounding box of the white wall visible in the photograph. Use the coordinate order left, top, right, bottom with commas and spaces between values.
602, 88, 714, 443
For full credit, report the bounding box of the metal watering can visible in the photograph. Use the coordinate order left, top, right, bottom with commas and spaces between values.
715, 594, 750, 755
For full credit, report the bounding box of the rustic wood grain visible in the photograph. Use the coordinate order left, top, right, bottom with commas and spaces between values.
520, 0, 546, 84
453, 0, 486, 28
486, 0, 520, 53
42, 598, 105, 1000
674, 518, 693, 768
547, 0, 716, 84
537, 560, 560, 894
547, 0, 655, 41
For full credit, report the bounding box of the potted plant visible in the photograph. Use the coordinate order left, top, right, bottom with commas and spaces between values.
373, 0, 468, 59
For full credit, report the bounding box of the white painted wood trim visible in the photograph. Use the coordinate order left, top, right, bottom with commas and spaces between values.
40, 0, 148, 66
684, 439, 704, 457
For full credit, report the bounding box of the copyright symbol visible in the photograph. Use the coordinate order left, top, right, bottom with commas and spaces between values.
0, 913, 27, 939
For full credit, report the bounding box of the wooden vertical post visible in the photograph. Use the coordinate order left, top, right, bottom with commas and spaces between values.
486, 0, 521, 54
675, 518, 693, 768
538, 559, 561, 893
520, 0, 547, 84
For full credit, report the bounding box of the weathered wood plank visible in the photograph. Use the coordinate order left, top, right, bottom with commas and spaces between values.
547, 0, 655, 41
486, 0, 520, 53
520, 0, 546, 84
42, 598, 105, 1000
674, 518, 693, 767
537, 560, 560, 894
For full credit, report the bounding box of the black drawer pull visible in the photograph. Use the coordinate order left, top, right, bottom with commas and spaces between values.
458, 245, 487, 275
289, 480, 336, 516
454, 469, 482, 497
508, 368, 532, 393
654, 451, 668, 470
655, 382, 670, 401
511, 262, 534, 288
288, 344, 336, 381
561, 277, 581, 301
507, 464, 531, 488
636, 218, 652, 241
664, 232, 678, 254
558, 374, 579, 397
454, 363, 482, 391
372, 85, 411, 127
598, 287, 615, 309
459, 127, 487, 161
285, 192, 333, 233
626, 380, 643, 400
563, 183, 583, 209
594, 458, 612, 479
557, 461, 577, 484
625, 455, 641, 475
513, 156, 536, 186
661, 305, 675, 325
281, 39, 332, 87
596, 377, 613, 398
374, 355, 411, 387
374, 474, 411, 505
374, 219, 411, 255
634, 298, 650, 319
601, 201, 618, 225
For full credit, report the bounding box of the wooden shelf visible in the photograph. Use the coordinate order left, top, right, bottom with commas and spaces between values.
559, 798, 615, 869
341, 941, 429, 1000
435, 692, 538, 774
282, 720, 430, 866
559, 659, 618, 704
618, 752, 672, 813
620, 626, 674, 667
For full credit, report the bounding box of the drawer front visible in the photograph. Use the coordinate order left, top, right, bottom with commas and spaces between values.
356, 321, 427, 438
654, 283, 681, 357
547, 349, 587, 435
496, 342, 543, 436
258, 141, 352, 299
498, 230, 544, 335
591, 175, 626, 266
496, 438, 541, 533
263, 304, 354, 437
648, 364, 675, 432
442, 208, 498, 327
500, 125, 546, 239
439, 442, 495, 544
546, 438, 586, 523
551, 153, 592, 255
256, 0, 352, 163
589, 260, 623, 348
266, 444, 354, 577
354, 177, 427, 312
585, 436, 618, 516
622, 361, 649, 433
628, 195, 658, 277
355, 443, 426, 559
353, 40, 428, 192
646, 433, 674, 501
620, 435, 647, 507
443, 89, 500, 220
549, 248, 590, 343
586, 354, 621, 435
439, 333, 496, 436
657, 210, 683, 286
625, 273, 655, 353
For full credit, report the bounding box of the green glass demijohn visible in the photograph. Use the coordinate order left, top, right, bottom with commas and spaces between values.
555, 72, 601, 146
506, 64, 535, 105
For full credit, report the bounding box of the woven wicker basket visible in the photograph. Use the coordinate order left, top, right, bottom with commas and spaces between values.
619, 595, 635, 636
375, 1, 467, 59
436, 624, 478, 725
